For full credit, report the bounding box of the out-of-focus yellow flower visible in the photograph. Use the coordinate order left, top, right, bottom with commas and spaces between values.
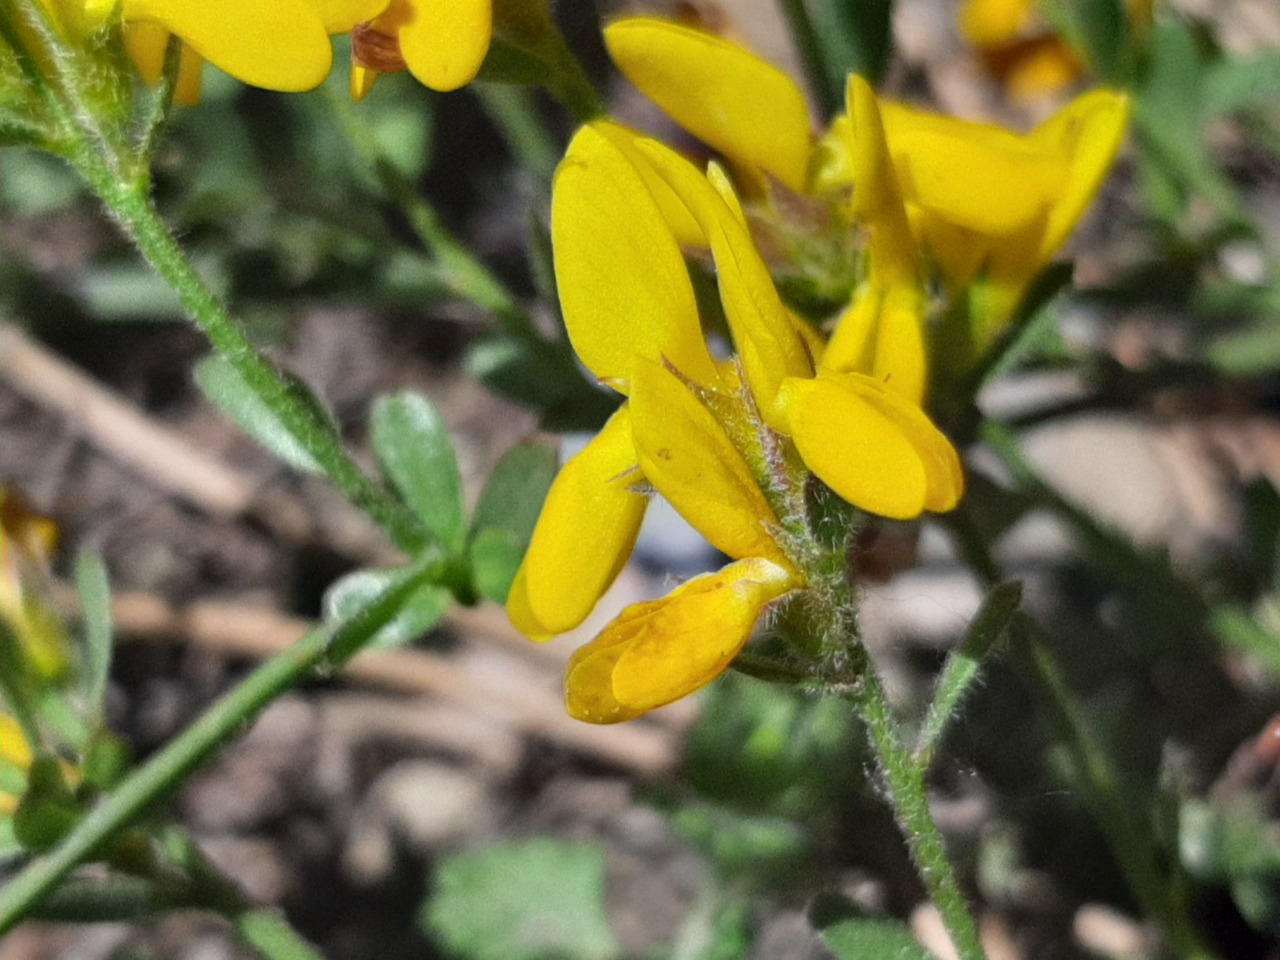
349, 0, 491, 98
960, 0, 1153, 99
0, 715, 33, 816
33, 0, 385, 104
0, 489, 71, 681
959, 0, 1082, 99
507, 123, 961, 722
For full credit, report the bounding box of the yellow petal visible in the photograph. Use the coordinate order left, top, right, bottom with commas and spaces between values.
552, 125, 719, 388
0, 715, 32, 771
350, 62, 379, 100
1000, 37, 1084, 100
308, 0, 390, 33
590, 121, 705, 251
822, 281, 927, 407
507, 406, 647, 639
605, 17, 813, 192
960, 0, 1034, 45
630, 360, 791, 567
776, 372, 963, 519
123, 22, 202, 103
635, 138, 813, 427
844, 76, 919, 289
879, 102, 1057, 238
122, 0, 333, 91
174, 43, 203, 105
123, 20, 168, 85
1031, 89, 1131, 259
389, 0, 492, 92
565, 558, 795, 723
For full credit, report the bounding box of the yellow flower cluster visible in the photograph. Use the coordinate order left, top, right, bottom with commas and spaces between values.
607, 17, 1130, 361
26, 0, 493, 103
506, 122, 962, 723
506, 18, 1130, 724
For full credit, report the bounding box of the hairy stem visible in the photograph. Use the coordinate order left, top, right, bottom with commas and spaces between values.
856, 665, 989, 960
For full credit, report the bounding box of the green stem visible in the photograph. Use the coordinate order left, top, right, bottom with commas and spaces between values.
0, 560, 437, 933
326, 90, 541, 344
856, 665, 989, 960
538, 32, 603, 124
67, 145, 427, 553
946, 507, 1220, 960
0, 630, 326, 933
236, 908, 327, 960
776, 0, 839, 117
473, 84, 559, 181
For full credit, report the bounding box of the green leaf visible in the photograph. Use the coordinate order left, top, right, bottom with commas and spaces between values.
194, 356, 323, 473
1074, 0, 1129, 81
477, 37, 554, 86
371, 392, 467, 554
467, 443, 556, 603
819, 0, 894, 87
818, 917, 933, 960
978, 262, 1074, 386
81, 732, 131, 793
422, 838, 619, 960
915, 581, 1022, 767
323, 569, 450, 651
465, 333, 576, 409
1210, 605, 1280, 676
74, 550, 112, 720
1135, 23, 1243, 222
467, 529, 525, 605
12, 756, 80, 852
1204, 49, 1280, 118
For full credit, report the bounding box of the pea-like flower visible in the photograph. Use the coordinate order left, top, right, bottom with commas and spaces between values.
605, 16, 1130, 358
959, 0, 1152, 100
959, 0, 1083, 99
507, 123, 962, 723
349, 0, 491, 98
32, 0, 385, 104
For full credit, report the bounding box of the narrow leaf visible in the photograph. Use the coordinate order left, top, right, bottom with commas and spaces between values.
194, 356, 322, 473
323, 569, 450, 651
915, 580, 1022, 766
470, 443, 555, 532
371, 392, 467, 554
73, 550, 112, 719
820, 0, 894, 87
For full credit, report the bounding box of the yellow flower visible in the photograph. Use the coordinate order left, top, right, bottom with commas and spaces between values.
605, 17, 814, 194
28, 0, 386, 104
960, 0, 1153, 100
349, 0, 492, 98
850, 80, 1131, 348
0, 488, 71, 682
118, 0, 387, 104
0, 715, 33, 816
605, 17, 1128, 362
507, 123, 961, 722
959, 0, 1083, 99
